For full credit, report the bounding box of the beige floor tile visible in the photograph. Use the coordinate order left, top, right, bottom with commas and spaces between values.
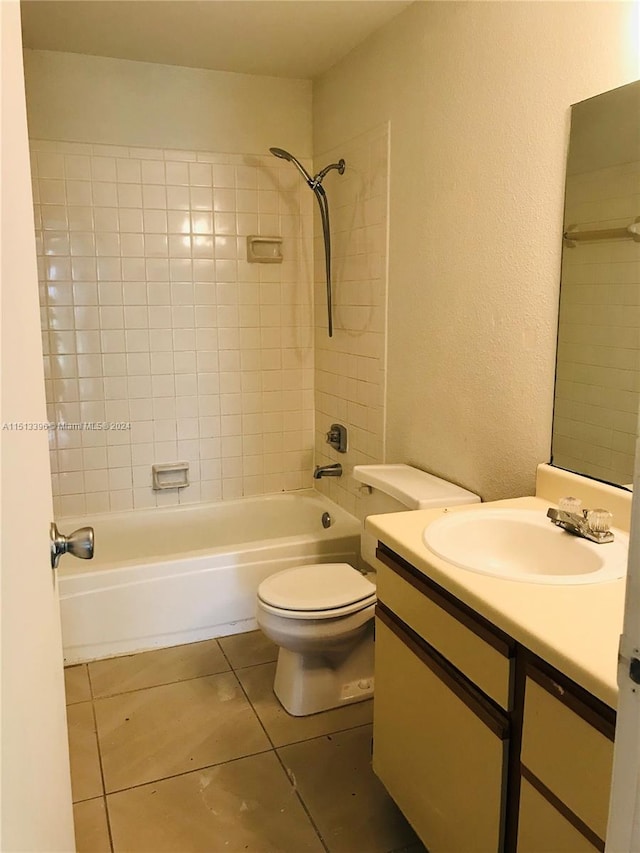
65, 665, 91, 704
89, 639, 229, 698
108, 751, 325, 853
67, 702, 104, 803
95, 672, 271, 793
236, 662, 373, 747
218, 629, 278, 669
278, 724, 421, 853
73, 797, 111, 853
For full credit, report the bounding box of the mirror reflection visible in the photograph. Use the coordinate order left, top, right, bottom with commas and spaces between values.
551, 80, 640, 488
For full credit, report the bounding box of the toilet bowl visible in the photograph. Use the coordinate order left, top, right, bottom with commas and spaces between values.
256, 464, 480, 717
257, 563, 376, 716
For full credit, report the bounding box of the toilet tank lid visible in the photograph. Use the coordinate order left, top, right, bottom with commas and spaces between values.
352, 464, 480, 509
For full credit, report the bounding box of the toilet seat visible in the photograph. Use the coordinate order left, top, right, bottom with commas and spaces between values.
257, 563, 376, 620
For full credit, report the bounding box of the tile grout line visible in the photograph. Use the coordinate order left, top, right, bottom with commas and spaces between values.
102, 744, 276, 797
223, 642, 377, 853
85, 663, 116, 853
219, 645, 276, 752
271, 745, 331, 853
74, 639, 277, 702
218, 643, 328, 850
272, 721, 380, 853
270, 719, 375, 751
86, 665, 234, 701
224, 648, 331, 853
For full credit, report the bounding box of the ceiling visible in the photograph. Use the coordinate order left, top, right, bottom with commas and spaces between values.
20, 0, 414, 79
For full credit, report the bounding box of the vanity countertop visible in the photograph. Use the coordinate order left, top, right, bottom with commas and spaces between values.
366, 495, 627, 708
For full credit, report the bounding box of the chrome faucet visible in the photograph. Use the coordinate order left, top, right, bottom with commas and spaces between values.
547, 498, 614, 544
313, 463, 342, 479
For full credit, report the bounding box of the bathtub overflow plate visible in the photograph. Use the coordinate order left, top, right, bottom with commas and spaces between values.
321, 512, 332, 529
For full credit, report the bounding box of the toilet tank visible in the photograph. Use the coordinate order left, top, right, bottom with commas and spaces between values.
353, 464, 480, 568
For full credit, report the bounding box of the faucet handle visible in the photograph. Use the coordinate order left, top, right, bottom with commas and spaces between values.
586, 509, 613, 534
558, 496, 582, 515
325, 423, 347, 453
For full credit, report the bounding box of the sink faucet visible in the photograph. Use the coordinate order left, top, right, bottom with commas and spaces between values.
547, 498, 614, 544
313, 463, 342, 479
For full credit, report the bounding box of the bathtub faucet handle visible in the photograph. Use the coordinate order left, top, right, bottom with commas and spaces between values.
325, 423, 347, 453
50, 522, 94, 569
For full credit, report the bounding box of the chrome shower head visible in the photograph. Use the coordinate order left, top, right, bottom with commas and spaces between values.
269, 147, 292, 160
269, 147, 313, 185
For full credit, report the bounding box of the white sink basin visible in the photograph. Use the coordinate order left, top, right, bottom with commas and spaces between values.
422, 508, 628, 585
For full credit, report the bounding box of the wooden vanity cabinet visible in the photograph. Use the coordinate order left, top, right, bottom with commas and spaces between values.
372, 543, 616, 853
373, 545, 514, 852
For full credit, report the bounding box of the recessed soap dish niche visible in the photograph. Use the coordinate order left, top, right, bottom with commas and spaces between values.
246, 235, 283, 263
152, 462, 189, 491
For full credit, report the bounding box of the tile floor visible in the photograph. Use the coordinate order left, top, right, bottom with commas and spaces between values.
65, 630, 426, 853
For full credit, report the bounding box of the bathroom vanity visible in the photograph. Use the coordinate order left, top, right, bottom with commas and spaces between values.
367, 469, 631, 853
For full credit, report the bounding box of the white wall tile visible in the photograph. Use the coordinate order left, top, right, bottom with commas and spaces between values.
33, 140, 315, 513
143, 210, 168, 233
313, 125, 389, 514
67, 206, 94, 230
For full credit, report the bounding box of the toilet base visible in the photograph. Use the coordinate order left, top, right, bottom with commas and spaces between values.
272, 623, 375, 716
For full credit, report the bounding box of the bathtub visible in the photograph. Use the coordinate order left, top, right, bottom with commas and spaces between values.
57, 490, 361, 664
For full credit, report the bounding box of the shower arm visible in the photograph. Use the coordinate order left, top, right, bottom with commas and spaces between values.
313, 185, 333, 337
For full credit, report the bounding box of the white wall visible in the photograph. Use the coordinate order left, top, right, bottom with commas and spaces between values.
24, 49, 312, 156
314, 1, 639, 501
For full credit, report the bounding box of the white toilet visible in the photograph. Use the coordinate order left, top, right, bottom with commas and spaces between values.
256, 464, 480, 716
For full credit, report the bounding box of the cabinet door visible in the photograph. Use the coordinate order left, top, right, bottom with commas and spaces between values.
518, 778, 600, 853
521, 671, 614, 845
373, 611, 508, 852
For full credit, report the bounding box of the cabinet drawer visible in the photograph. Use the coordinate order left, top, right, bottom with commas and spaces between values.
376, 545, 513, 709
373, 615, 507, 852
517, 778, 600, 853
521, 673, 614, 843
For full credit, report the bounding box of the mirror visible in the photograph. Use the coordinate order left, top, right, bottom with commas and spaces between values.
551, 80, 640, 489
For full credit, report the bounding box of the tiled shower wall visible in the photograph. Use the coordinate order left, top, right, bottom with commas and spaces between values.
313, 124, 389, 516
553, 159, 639, 485
31, 140, 314, 516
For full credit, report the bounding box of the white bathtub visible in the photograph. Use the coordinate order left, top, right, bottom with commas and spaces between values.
58, 490, 361, 664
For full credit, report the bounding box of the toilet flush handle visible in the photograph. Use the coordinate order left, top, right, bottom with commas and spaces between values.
50, 522, 94, 569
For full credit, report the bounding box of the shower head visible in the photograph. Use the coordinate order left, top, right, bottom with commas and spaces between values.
269, 147, 293, 160
269, 147, 314, 185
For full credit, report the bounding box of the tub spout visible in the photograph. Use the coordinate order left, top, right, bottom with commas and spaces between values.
313, 463, 342, 479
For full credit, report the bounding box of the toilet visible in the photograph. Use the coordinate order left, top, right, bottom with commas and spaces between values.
256, 464, 480, 716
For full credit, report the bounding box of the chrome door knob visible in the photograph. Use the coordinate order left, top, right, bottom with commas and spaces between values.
50, 522, 94, 569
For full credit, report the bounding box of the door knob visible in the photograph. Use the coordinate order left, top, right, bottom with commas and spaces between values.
50, 522, 94, 569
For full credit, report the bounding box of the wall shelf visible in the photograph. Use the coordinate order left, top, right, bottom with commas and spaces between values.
246, 235, 283, 263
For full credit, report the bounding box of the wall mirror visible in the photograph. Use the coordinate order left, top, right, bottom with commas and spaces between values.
551, 80, 640, 489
